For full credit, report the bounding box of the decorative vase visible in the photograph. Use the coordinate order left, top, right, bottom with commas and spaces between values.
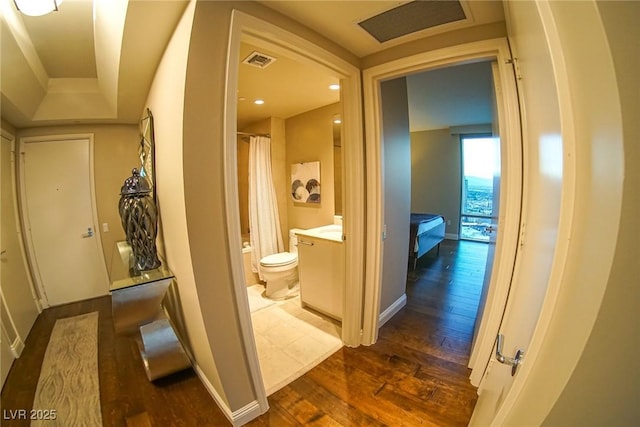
118, 168, 161, 271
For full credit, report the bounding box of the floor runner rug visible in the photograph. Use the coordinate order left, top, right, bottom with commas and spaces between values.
31, 311, 101, 426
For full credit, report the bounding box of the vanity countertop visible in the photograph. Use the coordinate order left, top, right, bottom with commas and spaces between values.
295, 224, 343, 242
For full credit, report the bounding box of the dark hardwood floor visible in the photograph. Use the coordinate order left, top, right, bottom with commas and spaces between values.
1, 239, 486, 426
248, 239, 486, 426
0, 297, 230, 427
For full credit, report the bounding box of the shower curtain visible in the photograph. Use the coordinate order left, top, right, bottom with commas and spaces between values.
249, 136, 284, 280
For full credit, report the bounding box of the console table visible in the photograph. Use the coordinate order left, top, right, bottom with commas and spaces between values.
109, 241, 190, 381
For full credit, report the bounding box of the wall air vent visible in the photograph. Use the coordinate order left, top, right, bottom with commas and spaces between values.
358, 0, 466, 43
242, 51, 277, 69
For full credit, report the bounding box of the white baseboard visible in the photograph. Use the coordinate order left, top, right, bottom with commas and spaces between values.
445, 233, 459, 240
192, 362, 264, 426
378, 294, 407, 328
10, 336, 24, 358
232, 400, 263, 426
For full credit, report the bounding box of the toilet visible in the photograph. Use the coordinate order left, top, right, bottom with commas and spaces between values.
260, 229, 303, 299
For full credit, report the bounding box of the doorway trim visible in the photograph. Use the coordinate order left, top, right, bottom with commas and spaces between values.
361, 38, 523, 384
18, 134, 108, 309
224, 9, 365, 411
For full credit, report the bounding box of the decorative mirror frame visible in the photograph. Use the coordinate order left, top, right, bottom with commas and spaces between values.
139, 108, 156, 201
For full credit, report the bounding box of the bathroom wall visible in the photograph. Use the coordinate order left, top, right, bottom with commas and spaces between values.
286, 102, 340, 231
236, 133, 250, 237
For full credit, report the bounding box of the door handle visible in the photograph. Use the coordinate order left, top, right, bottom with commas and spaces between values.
495, 334, 524, 376
81, 227, 94, 238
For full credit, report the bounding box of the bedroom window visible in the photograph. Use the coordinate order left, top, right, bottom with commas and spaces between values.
460, 135, 498, 242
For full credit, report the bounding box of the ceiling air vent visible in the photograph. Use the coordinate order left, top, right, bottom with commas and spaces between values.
358, 0, 466, 43
242, 51, 277, 69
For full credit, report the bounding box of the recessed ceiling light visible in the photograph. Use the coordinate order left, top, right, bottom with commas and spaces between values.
254, 99, 265, 105
14, 0, 63, 16
329, 84, 340, 91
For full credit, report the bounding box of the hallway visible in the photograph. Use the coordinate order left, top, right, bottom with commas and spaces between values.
1, 240, 484, 426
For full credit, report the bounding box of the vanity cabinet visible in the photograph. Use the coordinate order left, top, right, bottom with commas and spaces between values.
296, 234, 344, 320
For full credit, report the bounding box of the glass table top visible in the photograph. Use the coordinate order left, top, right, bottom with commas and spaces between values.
109, 241, 174, 292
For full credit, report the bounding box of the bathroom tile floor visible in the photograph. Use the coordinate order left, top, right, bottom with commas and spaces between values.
247, 284, 343, 396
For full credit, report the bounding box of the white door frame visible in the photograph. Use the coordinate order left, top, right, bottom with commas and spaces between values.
361, 38, 524, 387
19, 134, 108, 308
223, 10, 365, 411
1, 129, 40, 353
2, 130, 41, 314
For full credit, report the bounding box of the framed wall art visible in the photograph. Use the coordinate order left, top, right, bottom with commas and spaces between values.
291, 161, 320, 204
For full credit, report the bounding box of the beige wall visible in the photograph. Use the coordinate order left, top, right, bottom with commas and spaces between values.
236, 135, 250, 236
181, 0, 255, 412
286, 103, 339, 230
333, 145, 342, 216
271, 117, 288, 245
144, 0, 227, 406
16, 124, 139, 270
1, 120, 16, 135
380, 78, 411, 314
410, 129, 461, 236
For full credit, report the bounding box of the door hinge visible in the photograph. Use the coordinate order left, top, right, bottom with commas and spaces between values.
519, 222, 526, 247
505, 57, 523, 80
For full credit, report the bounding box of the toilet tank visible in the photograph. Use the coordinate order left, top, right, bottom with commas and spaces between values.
289, 228, 304, 253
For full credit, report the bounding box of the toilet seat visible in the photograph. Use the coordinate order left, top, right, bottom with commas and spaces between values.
260, 252, 297, 267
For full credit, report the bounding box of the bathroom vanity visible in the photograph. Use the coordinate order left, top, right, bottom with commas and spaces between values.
295, 225, 344, 320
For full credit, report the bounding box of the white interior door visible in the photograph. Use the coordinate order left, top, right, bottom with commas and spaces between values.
2, 130, 41, 383
21, 136, 109, 306
1, 292, 15, 387
0, 134, 15, 388
469, 1, 565, 424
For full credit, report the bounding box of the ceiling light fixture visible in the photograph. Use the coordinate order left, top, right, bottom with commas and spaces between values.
329, 84, 340, 91
254, 99, 265, 105
14, 0, 63, 16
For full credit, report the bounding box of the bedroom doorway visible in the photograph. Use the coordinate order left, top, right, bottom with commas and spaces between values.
362, 39, 523, 389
